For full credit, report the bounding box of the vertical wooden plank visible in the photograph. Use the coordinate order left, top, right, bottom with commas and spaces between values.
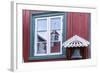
72, 13, 80, 36
23, 10, 30, 62
67, 12, 73, 39
80, 13, 90, 58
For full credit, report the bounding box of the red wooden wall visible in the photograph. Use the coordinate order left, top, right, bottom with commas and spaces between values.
23, 10, 90, 62
23, 10, 30, 62
67, 12, 90, 40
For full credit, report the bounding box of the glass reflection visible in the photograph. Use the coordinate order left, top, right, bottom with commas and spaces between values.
37, 19, 47, 31
50, 17, 61, 30
37, 42, 47, 54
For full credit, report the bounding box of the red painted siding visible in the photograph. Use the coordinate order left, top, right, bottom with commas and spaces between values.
67, 12, 90, 40
23, 10, 30, 62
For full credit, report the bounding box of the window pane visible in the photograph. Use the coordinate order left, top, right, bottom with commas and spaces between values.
37, 32, 47, 42
50, 30, 62, 53
37, 42, 47, 54
50, 42, 60, 53
37, 19, 47, 31
50, 17, 61, 30
37, 31, 47, 54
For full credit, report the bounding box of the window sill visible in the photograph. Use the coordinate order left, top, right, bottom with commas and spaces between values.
29, 54, 66, 60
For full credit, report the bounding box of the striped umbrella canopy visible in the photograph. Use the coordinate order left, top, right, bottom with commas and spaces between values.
62, 35, 90, 48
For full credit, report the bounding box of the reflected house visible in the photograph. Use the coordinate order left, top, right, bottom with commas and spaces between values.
51, 30, 59, 42
37, 35, 46, 54
51, 30, 60, 53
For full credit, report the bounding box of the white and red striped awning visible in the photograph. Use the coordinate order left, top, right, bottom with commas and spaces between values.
62, 35, 90, 48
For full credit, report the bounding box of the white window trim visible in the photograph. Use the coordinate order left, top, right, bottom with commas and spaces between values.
34, 15, 63, 56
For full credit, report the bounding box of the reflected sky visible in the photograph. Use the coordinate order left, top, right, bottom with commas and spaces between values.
37, 17, 61, 31
50, 17, 61, 30
37, 19, 47, 31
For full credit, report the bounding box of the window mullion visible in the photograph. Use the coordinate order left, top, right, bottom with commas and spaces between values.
47, 17, 51, 55
60, 16, 63, 54
34, 18, 37, 56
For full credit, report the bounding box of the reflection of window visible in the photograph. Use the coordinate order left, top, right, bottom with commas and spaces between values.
34, 16, 63, 56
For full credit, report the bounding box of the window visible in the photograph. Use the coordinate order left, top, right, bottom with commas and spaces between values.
34, 16, 63, 56
29, 12, 66, 60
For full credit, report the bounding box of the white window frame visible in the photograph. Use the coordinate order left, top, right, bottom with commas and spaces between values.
34, 16, 63, 56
